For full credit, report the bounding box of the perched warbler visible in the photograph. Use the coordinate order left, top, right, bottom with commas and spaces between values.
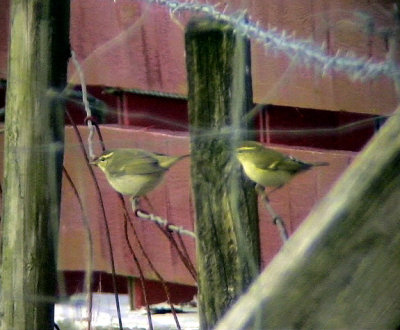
236, 141, 328, 190
90, 148, 189, 198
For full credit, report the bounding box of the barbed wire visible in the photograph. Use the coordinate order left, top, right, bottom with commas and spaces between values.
132, 0, 400, 82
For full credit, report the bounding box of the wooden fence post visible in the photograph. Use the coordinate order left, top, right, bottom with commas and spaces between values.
185, 17, 260, 329
215, 7, 400, 329
0, 0, 70, 329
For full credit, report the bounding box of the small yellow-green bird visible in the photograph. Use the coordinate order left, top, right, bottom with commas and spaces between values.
236, 141, 328, 190
90, 148, 188, 198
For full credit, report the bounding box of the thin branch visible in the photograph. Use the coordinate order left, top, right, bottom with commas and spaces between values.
175, 233, 197, 279
134, 207, 196, 239
156, 227, 198, 281
131, 198, 197, 280
122, 212, 154, 330
62, 167, 94, 329
256, 184, 289, 243
65, 110, 123, 330
118, 195, 182, 330
70, 51, 96, 160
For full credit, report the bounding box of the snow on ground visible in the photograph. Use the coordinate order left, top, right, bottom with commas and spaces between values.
55, 293, 199, 330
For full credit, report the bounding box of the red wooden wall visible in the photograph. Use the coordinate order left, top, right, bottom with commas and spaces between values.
0, 0, 397, 115
0, 81, 375, 307
55, 124, 354, 305
0, 0, 395, 308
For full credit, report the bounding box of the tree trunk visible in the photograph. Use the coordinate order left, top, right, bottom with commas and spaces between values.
0, 0, 70, 329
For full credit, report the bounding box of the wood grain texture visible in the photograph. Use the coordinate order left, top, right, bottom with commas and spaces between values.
1, 0, 398, 113
0, 0, 395, 113
185, 17, 260, 329
216, 104, 400, 328
0, 0, 70, 329
64, 0, 396, 114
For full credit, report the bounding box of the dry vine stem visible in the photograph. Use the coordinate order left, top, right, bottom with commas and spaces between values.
69, 50, 123, 329
66, 110, 124, 330
62, 167, 94, 330
119, 196, 183, 329
131, 197, 196, 238
256, 184, 289, 243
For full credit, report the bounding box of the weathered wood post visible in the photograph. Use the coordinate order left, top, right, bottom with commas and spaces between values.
216, 9, 400, 329
185, 17, 260, 329
0, 0, 70, 329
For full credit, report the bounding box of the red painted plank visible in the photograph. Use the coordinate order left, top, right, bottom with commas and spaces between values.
0, 0, 396, 113
58, 126, 352, 285
0, 0, 9, 80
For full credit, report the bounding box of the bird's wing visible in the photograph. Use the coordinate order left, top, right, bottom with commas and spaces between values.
251, 149, 311, 173
108, 152, 165, 176
270, 156, 312, 172
248, 148, 286, 170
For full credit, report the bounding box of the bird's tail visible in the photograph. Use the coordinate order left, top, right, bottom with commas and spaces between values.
158, 154, 190, 169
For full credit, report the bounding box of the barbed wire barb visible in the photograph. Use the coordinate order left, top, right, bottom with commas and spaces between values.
133, 0, 400, 82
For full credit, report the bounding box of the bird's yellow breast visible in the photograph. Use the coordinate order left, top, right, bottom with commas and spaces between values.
239, 159, 293, 188
105, 172, 164, 196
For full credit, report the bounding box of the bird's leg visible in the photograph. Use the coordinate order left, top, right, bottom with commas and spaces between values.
130, 196, 140, 213
255, 184, 289, 243
255, 183, 266, 197
130, 195, 155, 214
255, 184, 282, 199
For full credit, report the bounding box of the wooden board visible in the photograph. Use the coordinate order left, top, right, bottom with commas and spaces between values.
0, 0, 396, 114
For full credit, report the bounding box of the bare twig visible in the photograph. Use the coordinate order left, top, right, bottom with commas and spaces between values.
66, 110, 123, 330
70, 50, 96, 160
63, 167, 94, 329
122, 211, 154, 330
118, 195, 182, 329
156, 227, 198, 281
256, 184, 289, 243
175, 233, 197, 279
131, 198, 196, 238
136, 209, 196, 239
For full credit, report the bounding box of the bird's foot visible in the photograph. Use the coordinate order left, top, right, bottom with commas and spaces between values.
130, 196, 140, 212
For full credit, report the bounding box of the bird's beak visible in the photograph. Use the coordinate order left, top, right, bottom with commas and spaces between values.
89, 158, 98, 166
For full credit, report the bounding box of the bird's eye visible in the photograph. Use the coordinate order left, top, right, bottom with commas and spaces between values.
98, 152, 114, 162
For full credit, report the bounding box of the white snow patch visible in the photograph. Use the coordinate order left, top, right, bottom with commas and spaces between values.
55, 293, 199, 329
